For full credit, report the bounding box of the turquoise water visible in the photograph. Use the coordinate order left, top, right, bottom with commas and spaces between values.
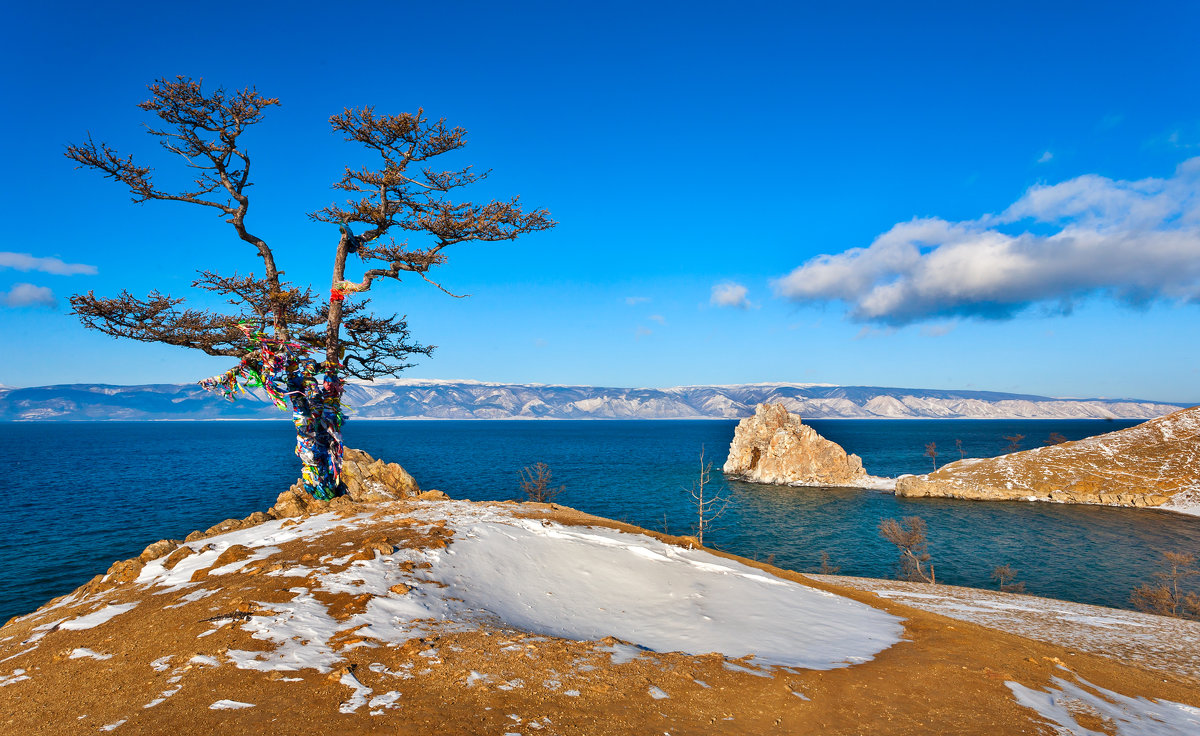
3, 419, 1198, 624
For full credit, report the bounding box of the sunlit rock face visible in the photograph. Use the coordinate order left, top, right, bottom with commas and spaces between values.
895, 406, 1200, 511
723, 403, 868, 487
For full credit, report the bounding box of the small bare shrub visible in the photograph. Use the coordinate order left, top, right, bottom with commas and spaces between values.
818, 551, 840, 575
1130, 551, 1200, 620
924, 441, 938, 471
1045, 432, 1068, 446
991, 564, 1026, 593
1002, 434, 1025, 453
878, 516, 935, 583
686, 446, 732, 546
519, 462, 564, 503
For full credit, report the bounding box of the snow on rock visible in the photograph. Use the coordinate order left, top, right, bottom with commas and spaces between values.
895, 406, 1200, 511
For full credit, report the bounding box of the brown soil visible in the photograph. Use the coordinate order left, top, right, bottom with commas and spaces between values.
1, 499, 1196, 735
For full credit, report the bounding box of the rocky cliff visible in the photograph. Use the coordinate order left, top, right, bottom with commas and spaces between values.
895, 406, 1200, 512
723, 403, 870, 487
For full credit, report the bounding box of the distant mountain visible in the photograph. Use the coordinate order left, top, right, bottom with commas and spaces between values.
0, 379, 1189, 421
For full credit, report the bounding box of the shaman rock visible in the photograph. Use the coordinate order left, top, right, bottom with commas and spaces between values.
895, 406, 1200, 511
723, 403, 868, 487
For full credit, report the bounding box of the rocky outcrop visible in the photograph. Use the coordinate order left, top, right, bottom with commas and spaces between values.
269, 448, 423, 518
341, 448, 421, 501
723, 403, 868, 487
895, 406, 1200, 511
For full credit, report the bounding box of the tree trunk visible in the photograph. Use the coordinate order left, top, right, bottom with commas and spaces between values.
285, 227, 354, 500
285, 357, 344, 500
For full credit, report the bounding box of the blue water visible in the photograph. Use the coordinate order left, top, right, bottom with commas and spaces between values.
3, 419, 1198, 624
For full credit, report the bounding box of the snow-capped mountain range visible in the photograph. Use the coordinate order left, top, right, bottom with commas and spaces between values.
0, 378, 1188, 421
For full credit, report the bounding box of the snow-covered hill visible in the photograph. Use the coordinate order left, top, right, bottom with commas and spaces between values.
0, 378, 1187, 421
2, 483, 1197, 734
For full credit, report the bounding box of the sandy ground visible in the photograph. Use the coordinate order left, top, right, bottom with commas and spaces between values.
1, 497, 1197, 735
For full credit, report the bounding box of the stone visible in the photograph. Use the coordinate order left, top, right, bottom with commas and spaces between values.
341, 448, 421, 501
161, 545, 194, 570
723, 403, 868, 487
269, 449, 422, 517
894, 406, 1200, 510
203, 518, 249, 536
242, 511, 274, 526
138, 539, 180, 563
104, 558, 144, 583
269, 482, 322, 518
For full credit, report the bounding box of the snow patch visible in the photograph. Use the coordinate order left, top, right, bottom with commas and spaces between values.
1007, 676, 1200, 735
209, 699, 256, 710
60, 602, 138, 631
406, 502, 903, 669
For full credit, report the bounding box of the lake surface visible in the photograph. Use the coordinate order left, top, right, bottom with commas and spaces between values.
3, 418, 1198, 624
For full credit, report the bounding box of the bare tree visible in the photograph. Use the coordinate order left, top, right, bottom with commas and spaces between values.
1045, 432, 1068, 446
519, 462, 564, 503
1002, 434, 1025, 454
1130, 551, 1200, 620
878, 516, 935, 583
686, 447, 732, 546
955, 438, 965, 460
991, 564, 1026, 593
924, 441, 938, 471
67, 77, 553, 499
817, 551, 840, 575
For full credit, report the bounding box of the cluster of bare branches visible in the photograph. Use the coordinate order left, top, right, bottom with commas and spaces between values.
1045, 432, 1069, 446
991, 564, 1026, 593
686, 447, 732, 546
1131, 551, 1200, 620
878, 516, 935, 583
519, 462, 564, 504
924, 441, 938, 471
817, 551, 840, 574
66, 76, 556, 499
66, 76, 555, 383
1002, 434, 1025, 453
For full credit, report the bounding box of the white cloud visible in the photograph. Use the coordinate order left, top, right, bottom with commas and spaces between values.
2, 283, 56, 308
625, 296, 650, 305
1037, 150, 1053, 163
635, 326, 653, 338
648, 314, 666, 325
0, 252, 97, 276
773, 157, 1200, 325
711, 282, 751, 309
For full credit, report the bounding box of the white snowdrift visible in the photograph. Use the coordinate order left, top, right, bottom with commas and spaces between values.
418, 503, 905, 668
132, 501, 904, 672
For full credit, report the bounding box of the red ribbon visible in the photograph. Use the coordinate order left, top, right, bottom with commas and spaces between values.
330, 287, 346, 302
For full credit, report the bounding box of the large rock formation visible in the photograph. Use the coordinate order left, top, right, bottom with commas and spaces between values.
723, 403, 869, 487
895, 406, 1200, 511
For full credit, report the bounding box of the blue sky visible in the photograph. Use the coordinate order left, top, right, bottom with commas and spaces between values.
2, 1, 1199, 402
